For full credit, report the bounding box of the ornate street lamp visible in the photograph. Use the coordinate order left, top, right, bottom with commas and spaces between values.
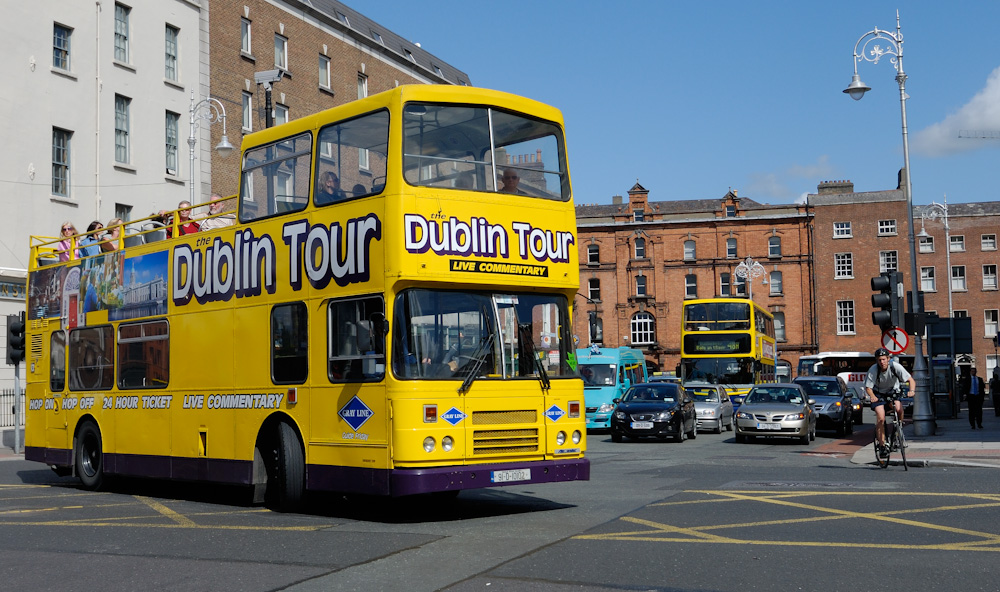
734, 256, 766, 301
188, 91, 234, 204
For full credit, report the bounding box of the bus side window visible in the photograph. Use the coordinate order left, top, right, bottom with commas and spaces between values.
328, 296, 385, 383
50, 330, 66, 393
272, 303, 308, 384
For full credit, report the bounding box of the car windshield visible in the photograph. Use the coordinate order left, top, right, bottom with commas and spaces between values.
746, 388, 803, 405
796, 380, 838, 396
623, 385, 678, 403
689, 388, 719, 402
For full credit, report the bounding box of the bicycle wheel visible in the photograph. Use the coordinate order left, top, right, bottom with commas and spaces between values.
896, 421, 907, 471
873, 430, 889, 469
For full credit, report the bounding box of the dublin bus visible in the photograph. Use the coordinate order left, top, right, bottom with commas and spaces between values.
24, 85, 588, 509
678, 298, 776, 398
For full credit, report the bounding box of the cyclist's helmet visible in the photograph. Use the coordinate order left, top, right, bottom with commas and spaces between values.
874, 347, 891, 357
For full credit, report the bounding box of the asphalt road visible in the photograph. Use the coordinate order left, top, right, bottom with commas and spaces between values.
2, 414, 998, 592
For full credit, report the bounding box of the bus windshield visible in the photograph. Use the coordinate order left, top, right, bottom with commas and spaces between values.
578, 363, 615, 387
680, 357, 754, 385
683, 301, 751, 331
402, 103, 569, 200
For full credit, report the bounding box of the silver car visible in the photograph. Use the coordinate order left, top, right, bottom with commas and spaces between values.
734, 383, 816, 444
687, 383, 734, 433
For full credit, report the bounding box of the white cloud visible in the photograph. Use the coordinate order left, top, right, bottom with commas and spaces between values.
912, 66, 1000, 157
786, 155, 834, 179
745, 156, 835, 202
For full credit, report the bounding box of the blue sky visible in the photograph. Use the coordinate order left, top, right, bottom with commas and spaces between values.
353, 1, 1000, 206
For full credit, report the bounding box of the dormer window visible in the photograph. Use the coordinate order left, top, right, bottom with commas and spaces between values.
634, 210, 644, 222
726, 205, 736, 217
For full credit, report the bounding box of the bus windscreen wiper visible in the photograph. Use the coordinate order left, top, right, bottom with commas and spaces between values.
518, 324, 551, 391
457, 330, 495, 394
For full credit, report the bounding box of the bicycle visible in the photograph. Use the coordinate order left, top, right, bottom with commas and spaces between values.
873, 390, 907, 470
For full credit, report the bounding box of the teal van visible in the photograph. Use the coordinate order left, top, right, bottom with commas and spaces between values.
577, 346, 649, 429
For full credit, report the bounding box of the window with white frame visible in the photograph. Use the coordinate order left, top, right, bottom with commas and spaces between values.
769, 271, 782, 295
683, 240, 695, 261
919, 235, 934, 253
950, 235, 965, 252
275, 103, 289, 125
833, 221, 852, 238
165, 111, 178, 175
274, 34, 288, 70
986, 309, 999, 338
878, 219, 897, 235
725, 205, 736, 217
774, 312, 786, 341
835, 253, 853, 278
836, 300, 856, 335
114, 94, 130, 164
734, 275, 747, 296
242, 92, 252, 132
357, 74, 369, 169
587, 244, 599, 264
370, 30, 383, 45
114, 3, 130, 63
588, 278, 600, 301
982, 234, 997, 251
954, 310, 968, 318
984, 265, 998, 291
634, 238, 645, 259
768, 236, 781, 258
880, 250, 898, 272
52, 127, 71, 197
53, 23, 72, 70
720, 273, 731, 297
685, 274, 697, 298
631, 312, 655, 345
241, 18, 251, 54
988, 354, 998, 380
165, 25, 179, 81
636, 275, 647, 297
726, 238, 737, 259
952, 266, 967, 291
921, 267, 936, 291
319, 54, 331, 89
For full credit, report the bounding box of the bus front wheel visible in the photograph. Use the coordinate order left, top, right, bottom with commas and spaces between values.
76, 420, 104, 490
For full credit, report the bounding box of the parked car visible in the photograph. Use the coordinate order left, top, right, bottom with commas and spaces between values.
792, 376, 854, 437
848, 386, 866, 424
610, 383, 697, 443
734, 383, 816, 444
686, 383, 734, 433
648, 375, 681, 384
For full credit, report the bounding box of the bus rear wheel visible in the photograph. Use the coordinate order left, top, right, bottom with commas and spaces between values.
265, 422, 304, 512
76, 421, 104, 490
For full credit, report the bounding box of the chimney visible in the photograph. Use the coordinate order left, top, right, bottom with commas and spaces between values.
612, 195, 623, 205
816, 180, 855, 195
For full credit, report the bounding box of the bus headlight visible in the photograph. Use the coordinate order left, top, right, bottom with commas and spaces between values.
423, 436, 436, 452
442, 436, 454, 452
572, 430, 582, 444
556, 431, 567, 446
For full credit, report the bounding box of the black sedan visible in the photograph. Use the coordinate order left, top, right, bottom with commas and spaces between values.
611, 383, 697, 443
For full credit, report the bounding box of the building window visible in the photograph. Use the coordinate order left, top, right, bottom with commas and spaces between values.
954, 310, 968, 318
952, 266, 967, 291
833, 221, 852, 238
630, 312, 655, 345
319, 54, 331, 89
836, 301, 856, 335
114, 94, 130, 164
685, 274, 697, 299
720, 273, 731, 297
768, 236, 782, 258
878, 219, 897, 236
834, 253, 853, 278
590, 314, 603, 344
588, 278, 600, 301
241, 18, 251, 54
769, 271, 782, 295
114, 3, 130, 63
242, 92, 252, 132
587, 244, 599, 264
53, 23, 72, 70
734, 275, 747, 297
921, 267, 936, 292
358, 74, 369, 169
683, 240, 695, 261
950, 235, 965, 252
634, 238, 645, 259
164, 25, 179, 81
275, 103, 289, 125
165, 111, 179, 175
725, 205, 736, 217
634, 210, 644, 222
919, 235, 934, 253
773, 312, 786, 341
984, 265, 998, 291
635, 275, 647, 297
115, 202, 132, 223
52, 127, 71, 197
371, 30, 383, 45
986, 310, 999, 339
726, 238, 737, 259
982, 234, 997, 251
879, 250, 898, 272
274, 34, 288, 70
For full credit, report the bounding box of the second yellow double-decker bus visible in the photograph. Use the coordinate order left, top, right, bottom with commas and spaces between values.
679, 298, 776, 397
23, 85, 588, 509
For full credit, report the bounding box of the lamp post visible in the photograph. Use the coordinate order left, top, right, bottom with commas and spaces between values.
844, 11, 934, 436
188, 90, 234, 204
734, 256, 766, 301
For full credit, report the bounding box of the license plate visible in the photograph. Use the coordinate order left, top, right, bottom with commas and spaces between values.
631, 421, 654, 429
491, 468, 531, 483
757, 422, 781, 430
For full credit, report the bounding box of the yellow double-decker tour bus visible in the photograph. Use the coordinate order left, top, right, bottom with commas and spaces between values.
24, 85, 588, 509
679, 298, 776, 398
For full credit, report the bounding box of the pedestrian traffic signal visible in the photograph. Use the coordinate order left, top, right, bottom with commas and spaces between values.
6, 312, 25, 366
871, 271, 903, 331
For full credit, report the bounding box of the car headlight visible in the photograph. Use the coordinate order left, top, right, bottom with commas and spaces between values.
702, 409, 716, 417
597, 403, 615, 413
784, 412, 805, 420
736, 411, 754, 420
613, 410, 626, 420
655, 410, 675, 420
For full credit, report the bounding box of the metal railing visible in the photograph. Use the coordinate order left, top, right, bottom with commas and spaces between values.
1, 388, 24, 428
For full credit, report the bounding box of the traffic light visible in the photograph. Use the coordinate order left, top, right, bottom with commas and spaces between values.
871, 271, 903, 332
6, 312, 25, 366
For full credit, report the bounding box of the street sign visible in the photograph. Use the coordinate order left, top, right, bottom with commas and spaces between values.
881, 327, 909, 354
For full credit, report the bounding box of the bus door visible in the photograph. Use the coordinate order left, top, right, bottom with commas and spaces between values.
46, 329, 70, 449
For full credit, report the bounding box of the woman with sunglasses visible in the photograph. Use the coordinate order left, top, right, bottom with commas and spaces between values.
57, 221, 80, 261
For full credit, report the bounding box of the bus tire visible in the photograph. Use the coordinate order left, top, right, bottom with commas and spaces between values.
272, 422, 305, 512
76, 420, 104, 491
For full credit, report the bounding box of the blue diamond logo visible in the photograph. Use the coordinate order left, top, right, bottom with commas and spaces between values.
339, 396, 374, 432
545, 405, 565, 422
441, 407, 466, 426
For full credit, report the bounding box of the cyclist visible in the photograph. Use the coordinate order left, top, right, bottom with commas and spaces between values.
864, 347, 915, 450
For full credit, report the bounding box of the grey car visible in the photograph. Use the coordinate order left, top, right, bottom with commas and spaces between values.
792, 376, 854, 437
687, 383, 734, 433
734, 383, 816, 444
